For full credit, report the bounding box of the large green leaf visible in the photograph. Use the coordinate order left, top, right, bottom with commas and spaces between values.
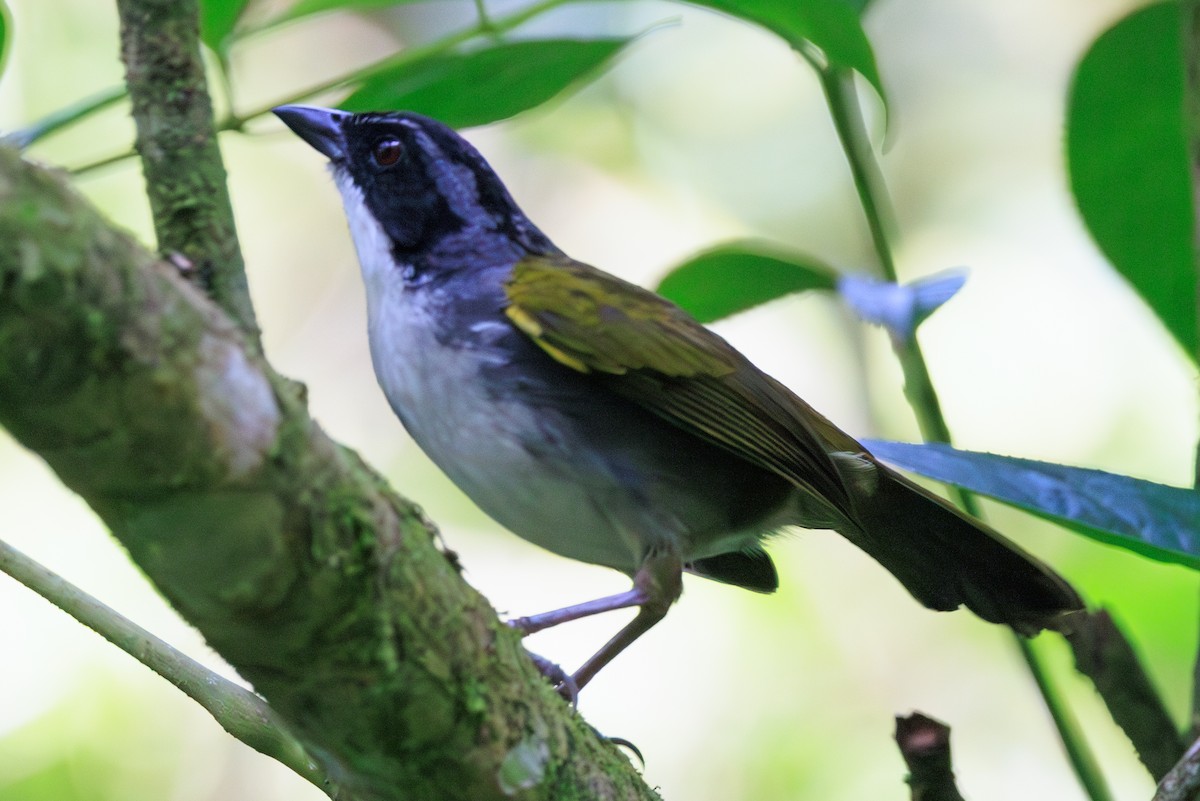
655, 242, 838, 323
864, 440, 1200, 569
1066, 2, 1196, 358
342, 38, 633, 129
199, 0, 252, 52
685, 0, 885, 104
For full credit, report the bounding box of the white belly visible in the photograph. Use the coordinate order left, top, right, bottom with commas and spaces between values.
336, 168, 645, 571
365, 283, 642, 572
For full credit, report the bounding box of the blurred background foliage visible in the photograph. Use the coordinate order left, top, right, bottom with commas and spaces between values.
0, 0, 1197, 799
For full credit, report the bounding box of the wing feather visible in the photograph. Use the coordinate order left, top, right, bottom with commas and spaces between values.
504, 256, 855, 515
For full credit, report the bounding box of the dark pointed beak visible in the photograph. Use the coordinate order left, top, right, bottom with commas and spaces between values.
273, 105, 350, 161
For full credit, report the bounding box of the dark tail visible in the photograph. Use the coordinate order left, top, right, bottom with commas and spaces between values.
839, 456, 1083, 635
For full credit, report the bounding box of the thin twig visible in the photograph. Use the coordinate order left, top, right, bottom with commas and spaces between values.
5, 86, 127, 149
70, 147, 138, 177
1016, 636, 1114, 801
0, 538, 337, 797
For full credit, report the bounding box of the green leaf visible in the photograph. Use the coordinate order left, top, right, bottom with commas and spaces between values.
342, 38, 633, 129
1066, 2, 1196, 357
656, 242, 838, 323
199, 0, 252, 52
0, 1, 8, 78
685, 0, 885, 105
269, 0, 426, 28
863, 440, 1200, 569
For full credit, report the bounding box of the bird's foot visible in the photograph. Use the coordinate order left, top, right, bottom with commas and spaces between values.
524, 650, 579, 707
585, 729, 643, 767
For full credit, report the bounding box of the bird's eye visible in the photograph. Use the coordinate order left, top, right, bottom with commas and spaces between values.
372, 138, 404, 167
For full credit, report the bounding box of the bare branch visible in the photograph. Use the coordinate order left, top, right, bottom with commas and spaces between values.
1066, 610, 1185, 779
1154, 737, 1200, 801
895, 712, 967, 801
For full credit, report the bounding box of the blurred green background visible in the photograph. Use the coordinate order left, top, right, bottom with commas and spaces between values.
0, 0, 1197, 799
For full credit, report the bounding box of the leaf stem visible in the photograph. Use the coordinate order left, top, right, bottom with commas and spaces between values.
70, 148, 138, 177
0, 538, 338, 798
816, 69, 964, 453
1019, 636, 1115, 801
6, 85, 127, 149
474, 0, 496, 34
817, 68, 898, 282
817, 64, 1114, 801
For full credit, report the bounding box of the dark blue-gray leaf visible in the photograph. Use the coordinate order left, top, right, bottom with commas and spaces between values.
342, 38, 633, 129
838, 269, 966, 342
864, 440, 1200, 569
1066, 2, 1195, 358
656, 242, 838, 323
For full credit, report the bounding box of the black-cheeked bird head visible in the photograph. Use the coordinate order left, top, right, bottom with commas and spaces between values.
274, 105, 556, 271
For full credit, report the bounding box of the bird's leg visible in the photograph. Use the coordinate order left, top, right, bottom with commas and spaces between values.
570, 549, 682, 691
508, 549, 683, 691
507, 548, 683, 636
524, 651, 580, 706
508, 587, 650, 635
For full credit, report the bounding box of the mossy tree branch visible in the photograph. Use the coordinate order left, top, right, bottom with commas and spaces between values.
0, 146, 656, 801
115, 0, 259, 348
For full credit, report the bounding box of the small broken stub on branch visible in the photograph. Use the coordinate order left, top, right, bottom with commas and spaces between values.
895, 712, 966, 801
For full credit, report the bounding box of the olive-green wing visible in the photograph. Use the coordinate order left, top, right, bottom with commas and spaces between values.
503, 255, 854, 514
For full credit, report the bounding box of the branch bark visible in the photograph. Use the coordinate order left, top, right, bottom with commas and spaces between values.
0, 145, 657, 801
895, 712, 966, 801
116, 0, 259, 347
1066, 610, 1185, 780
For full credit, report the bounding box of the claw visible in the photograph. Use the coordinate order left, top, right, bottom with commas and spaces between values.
585, 725, 644, 767
606, 735, 645, 768
525, 650, 579, 707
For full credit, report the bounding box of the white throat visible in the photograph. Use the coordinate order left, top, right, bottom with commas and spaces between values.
332, 168, 401, 305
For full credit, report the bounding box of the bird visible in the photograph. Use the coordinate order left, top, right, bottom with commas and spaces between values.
273, 104, 1083, 692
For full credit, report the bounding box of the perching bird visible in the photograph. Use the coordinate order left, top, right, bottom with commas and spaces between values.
274, 105, 1082, 691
